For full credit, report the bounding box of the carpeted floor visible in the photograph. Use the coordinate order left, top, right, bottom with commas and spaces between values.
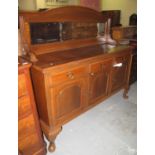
45, 82, 137, 155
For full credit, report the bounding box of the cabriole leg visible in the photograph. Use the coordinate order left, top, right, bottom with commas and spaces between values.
47, 127, 62, 152
123, 86, 129, 99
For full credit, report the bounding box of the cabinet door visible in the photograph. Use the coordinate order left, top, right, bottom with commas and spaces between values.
110, 54, 130, 93
89, 72, 109, 104
50, 78, 86, 124
88, 60, 111, 105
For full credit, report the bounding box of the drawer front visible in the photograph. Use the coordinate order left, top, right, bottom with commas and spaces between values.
18, 114, 36, 140
18, 95, 31, 119
18, 133, 40, 154
90, 59, 112, 74
18, 74, 28, 97
49, 67, 87, 86
113, 53, 130, 64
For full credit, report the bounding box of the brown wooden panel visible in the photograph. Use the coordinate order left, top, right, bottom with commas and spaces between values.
90, 62, 102, 73
19, 6, 107, 23
50, 78, 86, 124
62, 22, 97, 40
89, 59, 112, 104
56, 85, 81, 118
31, 67, 50, 125
18, 133, 40, 154
18, 74, 28, 97
89, 72, 108, 103
18, 114, 36, 140
90, 59, 112, 74
18, 95, 31, 119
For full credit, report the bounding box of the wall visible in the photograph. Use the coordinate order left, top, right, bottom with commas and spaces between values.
19, 0, 79, 10
35, 0, 79, 9
101, 0, 137, 26
18, 0, 37, 11
80, 0, 101, 11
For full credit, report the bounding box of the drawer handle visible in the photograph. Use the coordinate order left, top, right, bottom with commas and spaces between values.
90, 72, 95, 76
113, 63, 123, 67
67, 72, 74, 79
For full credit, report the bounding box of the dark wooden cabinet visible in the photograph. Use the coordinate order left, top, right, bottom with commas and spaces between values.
19, 6, 133, 153
30, 47, 132, 152
101, 10, 121, 27
18, 59, 46, 155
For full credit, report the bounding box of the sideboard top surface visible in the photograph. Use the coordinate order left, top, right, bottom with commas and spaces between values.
32, 44, 131, 70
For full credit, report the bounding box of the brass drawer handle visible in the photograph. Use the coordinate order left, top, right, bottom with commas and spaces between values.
67, 72, 74, 79
113, 63, 123, 67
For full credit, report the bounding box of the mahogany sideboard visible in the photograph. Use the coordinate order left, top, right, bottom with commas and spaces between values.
19, 6, 133, 152
18, 58, 46, 155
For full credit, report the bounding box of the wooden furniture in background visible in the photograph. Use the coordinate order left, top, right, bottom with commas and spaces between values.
18, 58, 46, 155
101, 10, 121, 27
129, 13, 137, 26
112, 26, 137, 42
112, 26, 137, 84
19, 6, 133, 152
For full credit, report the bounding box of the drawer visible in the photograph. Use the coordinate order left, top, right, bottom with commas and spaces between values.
49, 67, 87, 86
90, 59, 112, 74
113, 54, 130, 64
18, 114, 36, 140
18, 95, 31, 119
18, 74, 28, 97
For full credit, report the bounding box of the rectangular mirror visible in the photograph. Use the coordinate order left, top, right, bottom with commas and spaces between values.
29, 22, 105, 44
30, 22, 60, 44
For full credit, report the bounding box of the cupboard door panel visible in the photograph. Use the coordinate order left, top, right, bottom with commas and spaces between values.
110, 55, 129, 93
56, 85, 81, 118
50, 79, 86, 123
88, 59, 112, 105
89, 72, 108, 104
